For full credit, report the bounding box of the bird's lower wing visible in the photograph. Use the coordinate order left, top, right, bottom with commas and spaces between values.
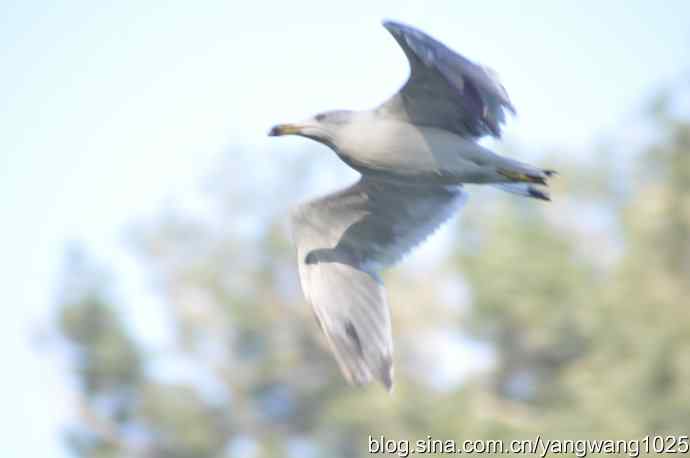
291, 177, 467, 389
299, 257, 394, 389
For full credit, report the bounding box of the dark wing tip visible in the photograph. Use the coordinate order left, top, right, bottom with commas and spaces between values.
527, 185, 551, 201
382, 19, 417, 37
382, 19, 401, 31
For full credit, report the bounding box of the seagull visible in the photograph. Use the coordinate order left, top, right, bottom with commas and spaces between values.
268, 20, 555, 391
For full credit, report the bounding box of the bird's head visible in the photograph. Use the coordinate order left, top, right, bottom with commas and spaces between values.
268, 110, 353, 149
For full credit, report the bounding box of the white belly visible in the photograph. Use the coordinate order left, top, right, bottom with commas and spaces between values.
336, 118, 501, 183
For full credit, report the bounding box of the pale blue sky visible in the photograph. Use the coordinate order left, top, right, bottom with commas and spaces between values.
1, 1, 689, 455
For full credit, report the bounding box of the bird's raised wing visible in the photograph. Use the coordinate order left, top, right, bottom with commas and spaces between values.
377, 20, 515, 138
291, 177, 467, 389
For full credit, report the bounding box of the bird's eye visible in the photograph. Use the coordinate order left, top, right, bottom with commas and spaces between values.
315, 113, 326, 122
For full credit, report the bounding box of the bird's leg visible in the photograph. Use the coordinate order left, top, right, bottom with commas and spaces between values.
497, 168, 557, 186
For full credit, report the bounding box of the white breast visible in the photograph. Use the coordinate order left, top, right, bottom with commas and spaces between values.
335, 115, 492, 182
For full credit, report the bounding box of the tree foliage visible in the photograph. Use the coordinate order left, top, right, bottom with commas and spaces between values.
57, 94, 690, 457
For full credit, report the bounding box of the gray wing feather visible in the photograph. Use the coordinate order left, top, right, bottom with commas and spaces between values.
291, 177, 467, 389
378, 20, 515, 138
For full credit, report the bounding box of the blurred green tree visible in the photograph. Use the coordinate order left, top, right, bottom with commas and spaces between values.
56, 93, 690, 457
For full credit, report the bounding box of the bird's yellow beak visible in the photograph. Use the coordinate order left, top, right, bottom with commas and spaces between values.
268, 123, 303, 136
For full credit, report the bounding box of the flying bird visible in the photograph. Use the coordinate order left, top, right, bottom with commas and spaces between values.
269, 20, 555, 391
